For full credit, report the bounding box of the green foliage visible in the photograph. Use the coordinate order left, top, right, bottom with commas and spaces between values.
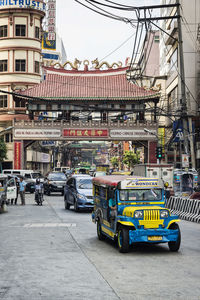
110, 156, 119, 168
122, 150, 140, 169
0, 137, 7, 163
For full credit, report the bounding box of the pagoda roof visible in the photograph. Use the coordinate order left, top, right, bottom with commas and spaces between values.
16, 67, 160, 102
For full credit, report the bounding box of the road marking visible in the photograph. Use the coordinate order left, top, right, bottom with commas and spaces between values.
23, 223, 77, 228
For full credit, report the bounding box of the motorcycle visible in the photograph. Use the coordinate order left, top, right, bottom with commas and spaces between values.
35, 185, 44, 206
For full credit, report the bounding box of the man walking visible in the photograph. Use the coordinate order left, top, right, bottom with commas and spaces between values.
19, 177, 26, 205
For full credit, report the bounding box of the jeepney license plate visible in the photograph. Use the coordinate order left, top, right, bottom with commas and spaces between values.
148, 236, 162, 241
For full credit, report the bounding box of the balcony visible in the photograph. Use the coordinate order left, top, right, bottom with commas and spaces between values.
165, 20, 178, 46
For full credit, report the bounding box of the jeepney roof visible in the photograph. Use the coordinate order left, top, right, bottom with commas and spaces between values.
93, 175, 163, 189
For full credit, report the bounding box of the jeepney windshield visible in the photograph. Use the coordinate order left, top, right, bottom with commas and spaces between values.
119, 189, 162, 201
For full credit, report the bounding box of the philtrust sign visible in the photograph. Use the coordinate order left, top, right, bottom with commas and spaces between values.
110, 129, 157, 139
0, 0, 46, 11
14, 129, 61, 138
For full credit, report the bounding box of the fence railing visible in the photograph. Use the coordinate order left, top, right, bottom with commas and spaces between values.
166, 196, 200, 223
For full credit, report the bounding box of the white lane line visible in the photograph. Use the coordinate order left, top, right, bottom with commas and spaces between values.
24, 223, 77, 228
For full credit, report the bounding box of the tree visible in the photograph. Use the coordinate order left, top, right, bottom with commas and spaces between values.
110, 156, 119, 168
123, 151, 140, 170
0, 137, 7, 173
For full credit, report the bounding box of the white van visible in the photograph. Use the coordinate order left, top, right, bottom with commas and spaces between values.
2, 170, 44, 193
53, 167, 70, 173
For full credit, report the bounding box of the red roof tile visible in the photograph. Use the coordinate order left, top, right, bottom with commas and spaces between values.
18, 68, 159, 101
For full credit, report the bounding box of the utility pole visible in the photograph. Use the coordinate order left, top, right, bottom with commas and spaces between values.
177, 0, 196, 169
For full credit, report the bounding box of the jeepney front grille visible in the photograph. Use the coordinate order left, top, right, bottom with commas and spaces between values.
143, 210, 160, 221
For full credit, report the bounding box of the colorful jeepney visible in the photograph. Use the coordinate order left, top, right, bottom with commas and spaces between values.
92, 176, 181, 253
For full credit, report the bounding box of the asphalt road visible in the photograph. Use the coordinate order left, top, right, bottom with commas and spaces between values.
0, 194, 200, 300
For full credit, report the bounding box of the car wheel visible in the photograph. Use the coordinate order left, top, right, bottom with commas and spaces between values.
64, 198, 70, 210
74, 200, 79, 212
118, 227, 129, 253
168, 223, 181, 252
97, 220, 105, 241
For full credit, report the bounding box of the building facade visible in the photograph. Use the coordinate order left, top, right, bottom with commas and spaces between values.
0, 1, 46, 169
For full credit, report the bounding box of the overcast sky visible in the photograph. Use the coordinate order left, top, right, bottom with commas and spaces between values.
56, 0, 160, 66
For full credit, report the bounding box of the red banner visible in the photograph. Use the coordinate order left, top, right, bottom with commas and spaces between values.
14, 142, 21, 169
63, 129, 108, 138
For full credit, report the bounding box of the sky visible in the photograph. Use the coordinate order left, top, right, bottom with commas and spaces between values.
56, 0, 160, 66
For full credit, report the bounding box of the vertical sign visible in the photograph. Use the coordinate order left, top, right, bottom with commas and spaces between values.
47, 0, 56, 41
14, 142, 21, 170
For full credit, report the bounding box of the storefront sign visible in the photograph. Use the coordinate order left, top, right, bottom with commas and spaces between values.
63, 129, 108, 138
0, 0, 46, 12
47, 0, 56, 40
14, 142, 21, 169
14, 129, 61, 138
110, 129, 157, 139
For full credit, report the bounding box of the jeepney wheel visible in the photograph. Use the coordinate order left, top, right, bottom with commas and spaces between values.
168, 223, 181, 252
97, 220, 105, 241
118, 227, 129, 253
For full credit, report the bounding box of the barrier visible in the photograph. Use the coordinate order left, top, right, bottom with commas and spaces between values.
166, 196, 200, 223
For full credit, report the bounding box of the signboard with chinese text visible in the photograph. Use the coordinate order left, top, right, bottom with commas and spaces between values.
47, 0, 56, 41
14, 142, 21, 170
63, 129, 109, 138
0, 0, 46, 12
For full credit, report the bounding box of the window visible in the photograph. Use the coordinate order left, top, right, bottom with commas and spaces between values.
168, 49, 178, 76
35, 61, 40, 73
0, 95, 8, 108
154, 35, 160, 43
35, 26, 40, 39
0, 25, 7, 38
15, 99, 26, 108
15, 60, 26, 72
15, 25, 26, 37
0, 60, 7, 72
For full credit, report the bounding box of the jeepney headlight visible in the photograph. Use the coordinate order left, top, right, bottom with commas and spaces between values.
160, 210, 169, 218
135, 210, 143, 218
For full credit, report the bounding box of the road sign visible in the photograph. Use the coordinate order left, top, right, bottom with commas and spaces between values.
182, 154, 189, 168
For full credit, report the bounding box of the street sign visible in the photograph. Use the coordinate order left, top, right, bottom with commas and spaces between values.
182, 154, 189, 168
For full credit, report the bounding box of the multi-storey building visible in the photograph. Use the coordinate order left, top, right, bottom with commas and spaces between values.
0, 1, 46, 169
160, 0, 200, 167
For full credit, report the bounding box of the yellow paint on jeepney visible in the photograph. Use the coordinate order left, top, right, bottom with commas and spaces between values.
103, 220, 111, 227
117, 221, 135, 227
0, 188, 4, 192
139, 220, 164, 229
167, 219, 180, 228
102, 225, 115, 238
123, 206, 168, 217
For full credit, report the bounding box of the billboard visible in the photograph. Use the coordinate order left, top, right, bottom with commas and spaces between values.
0, 0, 46, 12
42, 32, 56, 50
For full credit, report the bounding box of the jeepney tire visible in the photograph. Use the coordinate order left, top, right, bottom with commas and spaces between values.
118, 227, 129, 253
168, 223, 181, 252
97, 220, 105, 241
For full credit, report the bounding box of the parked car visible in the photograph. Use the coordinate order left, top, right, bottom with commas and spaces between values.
64, 175, 93, 211
44, 172, 67, 196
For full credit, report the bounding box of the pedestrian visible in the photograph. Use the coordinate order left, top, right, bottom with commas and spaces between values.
164, 182, 170, 201
14, 177, 20, 205
19, 177, 26, 205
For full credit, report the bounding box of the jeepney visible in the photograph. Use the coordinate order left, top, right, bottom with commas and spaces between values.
92, 176, 181, 253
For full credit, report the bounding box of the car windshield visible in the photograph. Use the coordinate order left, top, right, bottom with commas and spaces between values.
32, 173, 43, 179
120, 189, 162, 201
48, 173, 66, 181
77, 178, 92, 189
